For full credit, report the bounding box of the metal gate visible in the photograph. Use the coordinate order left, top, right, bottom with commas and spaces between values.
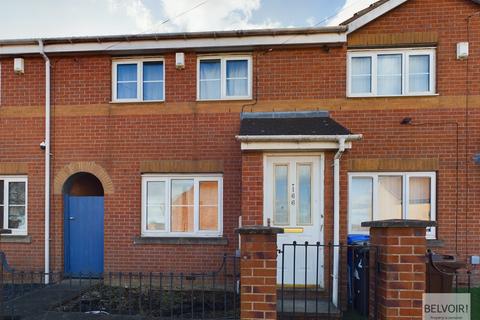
277, 241, 379, 319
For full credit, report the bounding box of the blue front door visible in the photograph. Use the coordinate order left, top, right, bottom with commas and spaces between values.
64, 195, 104, 276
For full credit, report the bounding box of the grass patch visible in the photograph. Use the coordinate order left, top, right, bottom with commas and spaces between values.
457, 287, 480, 319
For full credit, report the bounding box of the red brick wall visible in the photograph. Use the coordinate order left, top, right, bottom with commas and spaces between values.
241, 152, 263, 227
351, 0, 480, 97
52, 56, 111, 106
239, 230, 278, 320
0, 46, 345, 107
369, 226, 427, 320
0, 0, 478, 275
256, 47, 346, 100
49, 113, 242, 272
1, 57, 44, 106
335, 108, 467, 258
0, 116, 45, 269
345, 0, 480, 267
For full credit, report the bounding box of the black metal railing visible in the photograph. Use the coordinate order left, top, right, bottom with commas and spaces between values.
0, 254, 240, 319
277, 241, 379, 320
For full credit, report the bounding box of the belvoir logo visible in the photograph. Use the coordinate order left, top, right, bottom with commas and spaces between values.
423, 293, 471, 320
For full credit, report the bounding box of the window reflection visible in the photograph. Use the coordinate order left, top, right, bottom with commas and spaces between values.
274, 165, 289, 225
171, 180, 194, 232
297, 164, 312, 225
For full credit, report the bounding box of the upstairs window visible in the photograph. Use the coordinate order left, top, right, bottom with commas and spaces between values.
0, 176, 28, 235
141, 175, 223, 237
197, 56, 252, 100
112, 59, 164, 102
347, 49, 435, 97
348, 172, 436, 239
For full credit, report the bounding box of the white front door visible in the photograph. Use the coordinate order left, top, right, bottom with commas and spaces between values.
264, 154, 324, 287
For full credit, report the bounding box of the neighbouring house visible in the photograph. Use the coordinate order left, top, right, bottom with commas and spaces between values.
0, 0, 478, 296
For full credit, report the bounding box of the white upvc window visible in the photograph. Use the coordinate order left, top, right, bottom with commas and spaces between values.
348, 172, 436, 239
112, 58, 165, 102
0, 176, 28, 236
141, 175, 223, 237
197, 55, 252, 100
347, 48, 436, 97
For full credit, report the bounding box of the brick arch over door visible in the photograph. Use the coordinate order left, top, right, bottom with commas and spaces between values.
53, 162, 114, 195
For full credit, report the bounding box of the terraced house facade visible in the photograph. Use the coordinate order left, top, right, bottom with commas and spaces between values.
0, 0, 478, 290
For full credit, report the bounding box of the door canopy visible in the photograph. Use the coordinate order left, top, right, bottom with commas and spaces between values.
236, 111, 362, 151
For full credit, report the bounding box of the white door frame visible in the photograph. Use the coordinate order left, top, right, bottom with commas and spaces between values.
263, 152, 325, 286
263, 152, 325, 227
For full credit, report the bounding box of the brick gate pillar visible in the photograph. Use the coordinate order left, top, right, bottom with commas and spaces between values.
362, 219, 436, 320
237, 226, 283, 320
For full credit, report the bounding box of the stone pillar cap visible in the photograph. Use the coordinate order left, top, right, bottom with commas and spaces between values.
361, 219, 436, 228
236, 225, 284, 235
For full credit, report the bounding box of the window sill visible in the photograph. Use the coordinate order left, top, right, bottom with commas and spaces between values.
134, 236, 228, 245
0, 235, 31, 243
196, 98, 253, 102
427, 239, 444, 248
346, 93, 439, 99
109, 100, 165, 105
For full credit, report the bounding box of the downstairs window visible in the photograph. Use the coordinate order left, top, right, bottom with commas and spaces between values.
0, 176, 28, 235
348, 172, 436, 239
141, 175, 223, 237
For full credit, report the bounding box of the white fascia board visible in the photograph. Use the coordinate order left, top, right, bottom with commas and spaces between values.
236, 134, 363, 142
237, 134, 362, 151
0, 33, 346, 56
240, 141, 353, 151
0, 44, 39, 55
347, 0, 408, 34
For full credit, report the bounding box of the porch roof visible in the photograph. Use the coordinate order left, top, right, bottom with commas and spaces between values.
238, 111, 352, 136
236, 111, 361, 151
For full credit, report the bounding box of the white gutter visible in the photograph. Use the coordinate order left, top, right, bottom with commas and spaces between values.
0, 32, 347, 56
236, 134, 363, 143
38, 40, 51, 284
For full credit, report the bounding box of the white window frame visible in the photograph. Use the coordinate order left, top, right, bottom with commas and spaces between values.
347, 48, 436, 97
197, 55, 253, 101
141, 174, 223, 237
0, 176, 28, 236
112, 58, 165, 102
348, 172, 436, 239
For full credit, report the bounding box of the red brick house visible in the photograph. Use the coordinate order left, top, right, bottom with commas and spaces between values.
0, 0, 478, 299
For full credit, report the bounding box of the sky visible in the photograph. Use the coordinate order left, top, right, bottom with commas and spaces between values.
0, 0, 377, 40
